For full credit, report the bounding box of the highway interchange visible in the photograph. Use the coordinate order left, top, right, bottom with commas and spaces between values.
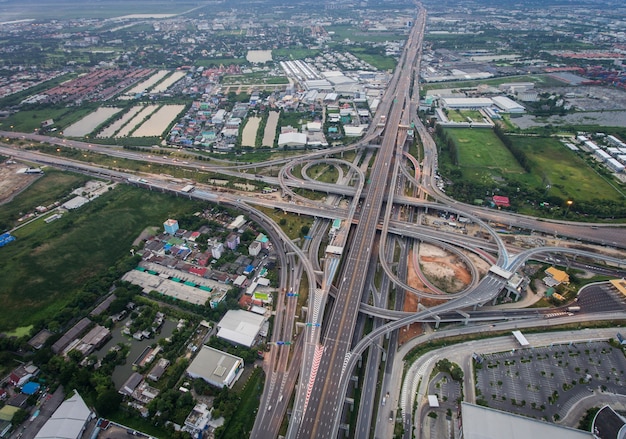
2, 3, 626, 438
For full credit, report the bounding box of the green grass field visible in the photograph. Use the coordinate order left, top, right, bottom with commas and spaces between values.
326, 25, 406, 43
1, 105, 98, 133
272, 48, 320, 60
348, 49, 397, 71
0, 184, 203, 331
512, 136, 624, 203
446, 128, 525, 181
423, 74, 566, 92
446, 109, 485, 123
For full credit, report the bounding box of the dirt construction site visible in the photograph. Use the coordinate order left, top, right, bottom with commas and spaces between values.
399, 242, 491, 345
0, 161, 41, 204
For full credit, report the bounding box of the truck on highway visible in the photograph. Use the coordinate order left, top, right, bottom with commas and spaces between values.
382, 391, 389, 406
567, 306, 581, 312
377, 115, 386, 128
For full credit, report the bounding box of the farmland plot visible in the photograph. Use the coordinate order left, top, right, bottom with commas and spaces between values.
132, 105, 186, 137
124, 70, 169, 96
242, 116, 261, 147
97, 105, 143, 138
116, 105, 159, 137
263, 111, 279, 147
63, 107, 122, 137
150, 71, 186, 94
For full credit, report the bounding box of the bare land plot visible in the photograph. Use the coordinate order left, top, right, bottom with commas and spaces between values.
97, 105, 143, 138
150, 71, 186, 94
132, 104, 185, 137
116, 105, 159, 137
263, 111, 279, 147
63, 107, 122, 137
242, 116, 261, 147
246, 50, 272, 63
0, 164, 41, 205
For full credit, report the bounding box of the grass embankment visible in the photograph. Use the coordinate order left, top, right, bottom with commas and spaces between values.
0, 183, 203, 331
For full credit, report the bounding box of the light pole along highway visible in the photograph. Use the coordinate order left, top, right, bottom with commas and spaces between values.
289, 5, 427, 439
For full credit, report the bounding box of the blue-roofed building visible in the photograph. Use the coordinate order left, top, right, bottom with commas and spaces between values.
0, 233, 15, 248
21, 382, 41, 395
243, 265, 255, 275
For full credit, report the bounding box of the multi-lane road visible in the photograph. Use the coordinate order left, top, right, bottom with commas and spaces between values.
2, 2, 626, 437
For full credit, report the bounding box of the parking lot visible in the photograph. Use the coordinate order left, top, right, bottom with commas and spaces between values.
476, 341, 626, 421
578, 283, 626, 314
425, 371, 462, 438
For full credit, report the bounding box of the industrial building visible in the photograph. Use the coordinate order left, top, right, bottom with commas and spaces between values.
460, 402, 593, 439
440, 97, 494, 109
216, 309, 266, 347
186, 345, 244, 388
34, 391, 94, 439
278, 132, 307, 148
491, 96, 526, 113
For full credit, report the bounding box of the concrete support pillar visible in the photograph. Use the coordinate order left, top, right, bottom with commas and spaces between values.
457, 310, 470, 325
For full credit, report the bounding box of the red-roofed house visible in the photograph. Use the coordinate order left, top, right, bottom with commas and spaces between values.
189, 267, 207, 277
492, 195, 510, 207
9, 364, 39, 387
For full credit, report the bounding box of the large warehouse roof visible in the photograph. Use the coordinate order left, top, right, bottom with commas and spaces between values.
492, 96, 525, 113
461, 402, 593, 439
278, 132, 307, 147
440, 97, 493, 108
217, 310, 265, 347
34, 391, 92, 439
186, 345, 244, 388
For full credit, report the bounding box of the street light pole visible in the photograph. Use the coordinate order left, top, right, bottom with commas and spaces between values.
564, 200, 573, 217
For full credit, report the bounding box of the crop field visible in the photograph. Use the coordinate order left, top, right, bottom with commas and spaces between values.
116, 105, 158, 137
242, 117, 261, 147
445, 128, 525, 180
97, 105, 143, 138
132, 104, 185, 137
123, 70, 169, 97
512, 136, 624, 203
150, 71, 186, 94
63, 106, 123, 137
0, 184, 203, 332
263, 111, 280, 147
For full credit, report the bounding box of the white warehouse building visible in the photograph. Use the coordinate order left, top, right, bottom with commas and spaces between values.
607, 158, 625, 173
440, 97, 494, 109
492, 96, 526, 113
594, 149, 611, 162
216, 309, 266, 347
186, 345, 244, 388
